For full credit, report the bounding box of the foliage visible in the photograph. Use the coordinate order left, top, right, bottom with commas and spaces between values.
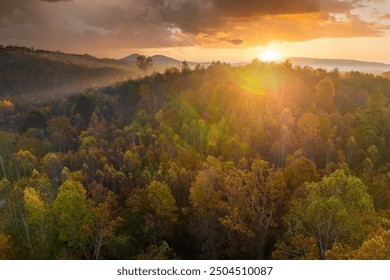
275, 170, 375, 259
53, 180, 91, 250
0, 57, 389, 259
0, 46, 131, 97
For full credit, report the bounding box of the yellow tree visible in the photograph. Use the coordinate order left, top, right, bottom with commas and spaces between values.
23, 187, 55, 259
284, 152, 319, 190
146, 180, 178, 238
351, 227, 390, 259
0, 233, 12, 259
326, 219, 390, 260
189, 156, 227, 258
53, 180, 91, 256
220, 159, 287, 258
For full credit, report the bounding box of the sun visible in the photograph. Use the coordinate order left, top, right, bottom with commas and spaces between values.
259, 49, 280, 62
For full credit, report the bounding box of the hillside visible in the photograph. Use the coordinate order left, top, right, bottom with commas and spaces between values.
121, 53, 182, 65
120, 53, 208, 69
0, 45, 135, 98
0, 60, 389, 260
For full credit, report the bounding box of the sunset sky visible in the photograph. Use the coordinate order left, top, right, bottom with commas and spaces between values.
0, 0, 389, 63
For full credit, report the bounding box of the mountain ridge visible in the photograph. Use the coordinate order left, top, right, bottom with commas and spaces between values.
120, 52, 390, 73
121, 53, 183, 64
287, 57, 390, 74
288, 57, 390, 66
0, 45, 134, 98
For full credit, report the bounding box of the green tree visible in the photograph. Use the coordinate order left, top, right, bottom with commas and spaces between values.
53, 180, 91, 255
146, 180, 178, 238
123, 150, 142, 172
275, 169, 375, 259
15, 150, 37, 179
359, 91, 386, 149
126, 180, 177, 243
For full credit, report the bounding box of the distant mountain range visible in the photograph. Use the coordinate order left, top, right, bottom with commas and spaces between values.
121, 53, 184, 65
121, 53, 390, 74
288, 57, 390, 74
120, 53, 210, 68
2, 45, 388, 100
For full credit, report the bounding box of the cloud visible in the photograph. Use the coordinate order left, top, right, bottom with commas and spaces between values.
156, 0, 357, 33
195, 13, 384, 48
0, 0, 387, 54
225, 39, 245, 45
382, 14, 390, 20
211, 0, 352, 17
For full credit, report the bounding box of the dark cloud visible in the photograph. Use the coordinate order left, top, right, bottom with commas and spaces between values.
225, 39, 245, 45
0, 0, 49, 27
0, 0, 387, 54
155, 0, 357, 33
0, 0, 31, 19
219, 0, 358, 15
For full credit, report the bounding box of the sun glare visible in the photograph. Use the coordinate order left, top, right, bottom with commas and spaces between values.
259, 49, 280, 62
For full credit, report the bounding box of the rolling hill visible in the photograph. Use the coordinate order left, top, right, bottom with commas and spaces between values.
121, 53, 183, 65
0, 45, 136, 98
288, 57, 390, 74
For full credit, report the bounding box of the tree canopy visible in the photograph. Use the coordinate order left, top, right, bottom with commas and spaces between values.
0, 58, 389, 259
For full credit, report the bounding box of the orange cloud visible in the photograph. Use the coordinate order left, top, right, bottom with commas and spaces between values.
195, 13, 385, 47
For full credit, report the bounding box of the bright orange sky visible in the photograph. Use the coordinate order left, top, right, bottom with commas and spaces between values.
1, 0, 389, 63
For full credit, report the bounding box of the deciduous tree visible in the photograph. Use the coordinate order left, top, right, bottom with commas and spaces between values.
276, 169, 375, 259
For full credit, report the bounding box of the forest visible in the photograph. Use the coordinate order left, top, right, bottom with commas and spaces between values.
0, 45, 134, 99
0, 58, 389, 260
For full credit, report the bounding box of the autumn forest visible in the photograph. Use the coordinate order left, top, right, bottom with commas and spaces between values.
0, 53, 389, 260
